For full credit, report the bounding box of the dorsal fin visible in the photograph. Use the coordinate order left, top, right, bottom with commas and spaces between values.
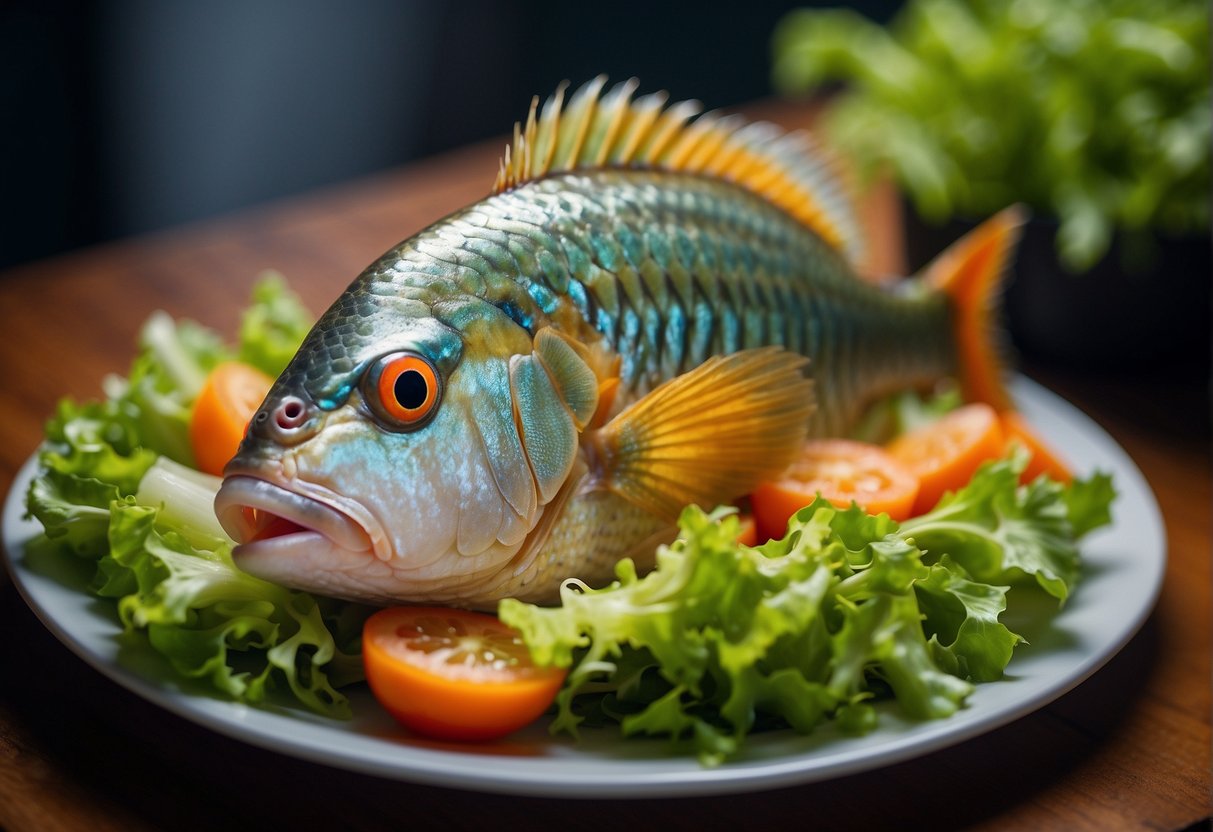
493, 76, 865, 264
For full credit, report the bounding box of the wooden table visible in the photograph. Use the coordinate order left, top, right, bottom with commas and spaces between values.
1, 103, 1209, 831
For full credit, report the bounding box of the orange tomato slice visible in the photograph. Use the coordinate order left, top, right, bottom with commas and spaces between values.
751, 439, 920, 539
1001, 410, 1073, 484
189, 361, 273, 476
735, 514, 759, 547
362, 607, 567, 742
886, 402, 1005, 516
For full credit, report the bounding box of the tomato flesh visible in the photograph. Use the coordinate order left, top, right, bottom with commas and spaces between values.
735, 514, 759, 547
362, 607, 567, 742
751, 439, 920, 540
1001, 410, 1073, 484
189, 361, 273, 476
886, 403, 1005, 515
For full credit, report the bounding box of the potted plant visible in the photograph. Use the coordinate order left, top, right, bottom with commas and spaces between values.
771, 0, 1210, 375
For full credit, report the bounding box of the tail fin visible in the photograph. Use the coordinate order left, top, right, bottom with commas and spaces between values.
922, 206, 1026, 412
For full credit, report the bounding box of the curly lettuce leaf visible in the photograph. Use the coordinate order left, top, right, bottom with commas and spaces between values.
114, 311, 230, 466
28, 419, 360, 717
23, 277, 358, 717
1064, 471, 1117, 537
503, 503, 986, 764
915, 561, 1022, 683
503, 462, 1114, 764
41, 398, 158, 495
26, 467, 127, 560
900, 451, 1112, 602
773, 0, 1211, 270
29, 395, 157, 558
100, 487, 353, 715
237, 272, 314, 378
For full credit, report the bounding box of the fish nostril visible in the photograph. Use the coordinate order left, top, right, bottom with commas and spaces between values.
273, 396, 309, 431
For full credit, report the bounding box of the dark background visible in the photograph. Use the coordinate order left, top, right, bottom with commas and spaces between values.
1, 0, 902, 270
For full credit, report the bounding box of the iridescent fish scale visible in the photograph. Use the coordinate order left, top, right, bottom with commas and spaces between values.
536, 247, 568, 294
291, 169, 952, 436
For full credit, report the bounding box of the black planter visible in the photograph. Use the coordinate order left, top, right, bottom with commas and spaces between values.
902, 206, 1212, 380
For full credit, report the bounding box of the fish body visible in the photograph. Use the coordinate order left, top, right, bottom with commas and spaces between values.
214, 78, 1021, 608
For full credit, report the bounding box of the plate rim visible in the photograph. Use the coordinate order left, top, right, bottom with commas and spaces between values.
0, 376, 1167, 798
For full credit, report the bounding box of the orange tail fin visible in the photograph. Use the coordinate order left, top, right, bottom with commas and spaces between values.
922, 206, 1026, 413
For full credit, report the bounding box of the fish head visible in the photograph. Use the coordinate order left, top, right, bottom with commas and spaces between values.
214, 290, 594, 605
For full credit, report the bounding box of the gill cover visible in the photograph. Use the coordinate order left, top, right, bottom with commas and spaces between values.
509, 328, 600, 504
459, 325, 599, 556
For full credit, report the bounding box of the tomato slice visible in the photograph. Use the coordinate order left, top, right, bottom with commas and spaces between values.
886, 402, 1005, 516
189, 361, 273, 476
1001, 410, 1073, 484
362, 607, 567, 742
735, 513, 759, 547
751, 439, 920, 539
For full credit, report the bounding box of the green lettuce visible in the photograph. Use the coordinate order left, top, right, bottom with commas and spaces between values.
851, 385, 963, 443
501, 454, 1113, 764
115, 311, 229, 466
901, 450, 1115, 603
23, 277, 366, 717
772, 0, 1210, 271
237, 272, 315, 377
101, 475, 357, 713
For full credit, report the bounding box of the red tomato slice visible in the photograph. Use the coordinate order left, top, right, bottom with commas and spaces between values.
886, 402, 1005, 516
362, 607, 567, 742
751, 439, 920, 540
189, 361, 273, 476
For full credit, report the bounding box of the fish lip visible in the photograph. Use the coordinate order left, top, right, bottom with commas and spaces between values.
214, 474, 381, 557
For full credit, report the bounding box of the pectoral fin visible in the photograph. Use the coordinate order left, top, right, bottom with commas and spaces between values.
589, 347, 815, 520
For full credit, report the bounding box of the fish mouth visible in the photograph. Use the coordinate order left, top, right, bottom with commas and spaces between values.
214, 475, 380, 564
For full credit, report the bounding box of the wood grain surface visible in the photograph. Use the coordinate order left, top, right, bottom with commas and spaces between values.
0, 102, 1208, 832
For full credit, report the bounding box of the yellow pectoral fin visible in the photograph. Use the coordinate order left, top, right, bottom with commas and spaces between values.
590, 347, 815, 521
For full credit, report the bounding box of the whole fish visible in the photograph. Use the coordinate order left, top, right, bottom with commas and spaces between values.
214, 77, 1021, 609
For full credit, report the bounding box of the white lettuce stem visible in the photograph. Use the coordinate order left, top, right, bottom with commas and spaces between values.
135, 457, 232, 544
140, 311, 208, 398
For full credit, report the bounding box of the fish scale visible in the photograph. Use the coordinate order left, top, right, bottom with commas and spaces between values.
301, 169, 953, 436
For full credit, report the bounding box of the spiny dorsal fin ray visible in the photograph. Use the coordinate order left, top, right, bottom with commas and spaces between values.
493, 76, 864, 264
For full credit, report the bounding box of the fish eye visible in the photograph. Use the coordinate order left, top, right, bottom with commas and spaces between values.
365, 353, 440, 428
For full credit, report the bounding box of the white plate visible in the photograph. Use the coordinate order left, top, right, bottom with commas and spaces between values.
1, 377, 1165, 798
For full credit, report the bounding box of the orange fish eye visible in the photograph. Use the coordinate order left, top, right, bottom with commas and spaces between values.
368, 353, 440, 427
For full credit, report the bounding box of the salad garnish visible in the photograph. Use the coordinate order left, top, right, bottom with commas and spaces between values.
501, 455, 1113, 764
26, 276, 366, 717
21, 278, 1115, 758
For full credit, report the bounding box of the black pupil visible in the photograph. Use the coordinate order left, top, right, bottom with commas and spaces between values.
394, 369, 429, 411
